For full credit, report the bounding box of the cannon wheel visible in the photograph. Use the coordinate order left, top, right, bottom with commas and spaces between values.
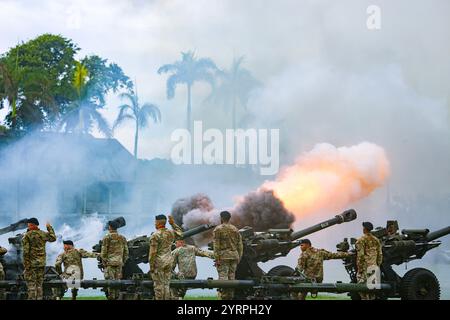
267, 265, 295, 277
266, 265, 295, 299
400, 268, 440, 300
349, 291, 361, 300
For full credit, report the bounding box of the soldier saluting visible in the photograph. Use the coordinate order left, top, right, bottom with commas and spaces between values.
22, 217, 56, 300
213, 211, 243, 300
55, 240, 98, 300
101, 220, 129, 300
356, 221, 383, 300
149, 214, 183, 300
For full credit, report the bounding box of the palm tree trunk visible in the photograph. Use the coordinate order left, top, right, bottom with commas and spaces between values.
11, 98, 17, 129
78, 107, 84, 134
187, 83, 192, 132
232, 95, 237, 130
134, 119, 139, 159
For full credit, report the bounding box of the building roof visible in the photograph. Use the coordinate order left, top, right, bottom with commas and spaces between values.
0, 132, 138, 183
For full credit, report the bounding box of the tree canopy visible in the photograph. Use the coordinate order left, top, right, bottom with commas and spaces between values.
0, 34, 132, 134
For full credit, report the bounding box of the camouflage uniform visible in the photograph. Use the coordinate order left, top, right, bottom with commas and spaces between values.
356, 233, 383, 300
0, 246, 7, 299
0, 246, 6, 280
22, 225, 57, 300
171, 244, 214, 299
296, 247, 349, 300
149, 222, 183, 300
213, 222, 243, 300
101, 230, 129, 300
55, 248, 98, 299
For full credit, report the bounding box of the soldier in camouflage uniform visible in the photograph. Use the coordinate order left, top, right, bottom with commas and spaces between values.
356, 222, 383, 300
22, 218, 57, 300
213, 211, 243, 300
0, 245, 7, 299
386, 220, 401, 240
149, 214, 183, 300
55, 240, 99, 300
296, 239, 351, 300
101, 220, 129, 300
171, 239, 214, 299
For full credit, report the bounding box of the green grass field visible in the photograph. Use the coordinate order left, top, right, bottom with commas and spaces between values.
63, 294, 350, 300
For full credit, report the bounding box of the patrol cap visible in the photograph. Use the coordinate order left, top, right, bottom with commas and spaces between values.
362, 222, 374, 231
299, 239, 311, 245
27, 217, 39, 226
220, 211, 231, 221
155, 214, 167, 221
63, 240, 74, 246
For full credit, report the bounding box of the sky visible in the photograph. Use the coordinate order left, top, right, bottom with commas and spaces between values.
1, 0, 449, 164
1, 0, 448, 197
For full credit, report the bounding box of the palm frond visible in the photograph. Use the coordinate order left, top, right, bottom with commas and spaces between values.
139, 103, 161, 128
118, 91, 137, 105
88, 107, 112, 138
58, 102, 81, 132
113, 104, 134, 130
157, 64, 177, 74
196, 57, 218, 71
181, 51, 195, 62
197, 72, 216, 88
232, 56, 246, 74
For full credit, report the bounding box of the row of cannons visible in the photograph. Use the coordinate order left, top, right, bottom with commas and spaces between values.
0, 209, 449, 300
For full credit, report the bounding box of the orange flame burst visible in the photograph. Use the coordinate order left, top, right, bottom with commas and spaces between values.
262, 142, 390, 217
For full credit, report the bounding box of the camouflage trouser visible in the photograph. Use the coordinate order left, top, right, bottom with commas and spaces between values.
357, 270, 376, 300
296, 277, 323, 300
171, 274, 195, 300
0, 263, 4, 280
24, 266, 45, 300
104, 265, 123, 300
0, 263, 5, 300
216, 259, 238, 300
64, 266, 82, 300
151, 266, 172, 300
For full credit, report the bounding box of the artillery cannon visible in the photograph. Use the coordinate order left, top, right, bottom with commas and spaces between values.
0, 219, 28, 235
336, 221, 450, 300
89, 211, 356, 299
92, 220, 215, 277
234, 209, 357, 281
91, 219, 215, 299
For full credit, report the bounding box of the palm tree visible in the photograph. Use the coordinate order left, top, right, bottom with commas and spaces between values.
0, 46, 21, 123
211, 56, 260, 129
60, 61, 112, 137
113, 91, 161, 158
158, 51, 217, 132
0, 62, 19, 122
0, 61, 56, 131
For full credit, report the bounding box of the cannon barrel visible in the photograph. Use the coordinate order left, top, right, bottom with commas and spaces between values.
290, 209, 357, 240
104, 217, 126, 230
181, 224, 215, 239
426, 226, 450, 242
0, 278, 392, 294
0, 219, 28, 236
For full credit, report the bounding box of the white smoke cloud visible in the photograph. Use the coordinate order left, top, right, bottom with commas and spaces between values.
47, 214, 105, 262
